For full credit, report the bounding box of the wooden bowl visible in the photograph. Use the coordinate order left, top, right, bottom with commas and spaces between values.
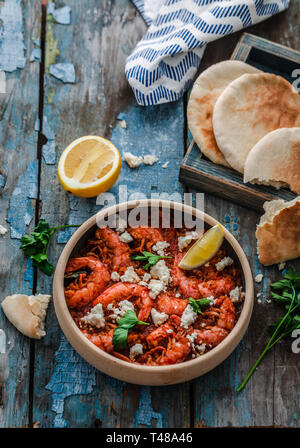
53, 199, 254, 385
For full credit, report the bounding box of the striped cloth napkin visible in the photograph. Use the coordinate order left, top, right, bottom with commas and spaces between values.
126, 0, 290, 106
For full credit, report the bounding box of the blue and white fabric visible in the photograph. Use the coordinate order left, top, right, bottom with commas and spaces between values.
126, 0, 290, 106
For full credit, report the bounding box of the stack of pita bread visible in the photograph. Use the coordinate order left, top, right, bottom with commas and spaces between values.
187, 60, 300, 266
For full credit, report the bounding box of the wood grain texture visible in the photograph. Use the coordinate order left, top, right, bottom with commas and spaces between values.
0, 0, 299, 428
191, 2, 300, 427
32, 0, 190, 428
0, 0, 41, 428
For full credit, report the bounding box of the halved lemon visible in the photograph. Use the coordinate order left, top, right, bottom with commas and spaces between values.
179, 224, 225, 270
57, 136, 121, 198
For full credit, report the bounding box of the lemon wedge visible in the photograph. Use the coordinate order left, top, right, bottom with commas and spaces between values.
57, 136, 121, 198
179, 224, 225, 270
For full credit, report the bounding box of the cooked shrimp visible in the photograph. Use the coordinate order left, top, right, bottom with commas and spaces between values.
158, 334, 191, 365
84, 329, 114, 353
65, 256, 110, 308
95, 227, 132, 272
156, 293, 188, 315
92, 282, 153, 321
193, 296, 236, 347
129, 226, 164, 251
198, 278, 236, 298
146, 323, 174, 348
172, 253, 201, 299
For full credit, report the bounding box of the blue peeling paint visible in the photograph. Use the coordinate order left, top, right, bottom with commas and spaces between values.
30, 48, 41, 62
48, 3, 71, 25
42, 116, 55, 141
0, 174, 5, 188
135, 387, 163, 428
7, 160, 38, 239
35, 116, 57, 165
45, 333, 97, 428
49, 63, 76, 83
42, 140, 56, 165
24, 257, 34, 289
0, 0, 26, 72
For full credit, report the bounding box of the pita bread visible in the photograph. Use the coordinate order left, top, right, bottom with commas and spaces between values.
213, 73, 300, 173
1, 294, 51, 339
244, 127, 300, 194
187, 60, 260, 167
256, 197, 300, 265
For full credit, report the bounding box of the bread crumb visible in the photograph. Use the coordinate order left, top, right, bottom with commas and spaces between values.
123, 152, 143, 168
278, 262, 286, 270
162, 161, 169, 169
0, 224, 8, 236
143, 154, 158, 165
255, 273, 263, 283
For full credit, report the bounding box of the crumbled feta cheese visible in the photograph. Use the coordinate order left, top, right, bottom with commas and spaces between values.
107, 300, 135, 320
150, 260, 171, 285
180, 304, 197, 329
143, 154, 158, 165
162, 161, 169, 169
229, 287, 241, 303
196, 343, 206, 354
120, 266, 140, 283
0, 224, 8, 236
215, 257, 234, 271
175, 292, 181, 298
119, 231, 133, 244
120, 120, 127, 129
124, 152, 143, 168
278, 262, 286, 271
148, 279, 166, 299
255, 273, 263, 283
151, 308, 169, 326
111, 271, 120, 282
186, 332, 198, 350
129, 343, 143, 359
152, 240, 170, 257
166, 329, 173, 334
81, 304, 105, 328
142, 273, 151, 283
178, 231, 200, 251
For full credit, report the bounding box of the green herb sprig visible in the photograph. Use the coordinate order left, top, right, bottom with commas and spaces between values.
112, 310, 149, 350
237, 268, 300, 392
20, 219, 80, 276
188, 297, 212, 314
131, 251, 172, 270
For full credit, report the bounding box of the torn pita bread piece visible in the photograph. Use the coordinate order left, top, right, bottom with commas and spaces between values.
213, 73, 300, 173
1, 294, 51, 339
256, 197, 300, 266
244, 127, 300, 194
187, 60, 260, 167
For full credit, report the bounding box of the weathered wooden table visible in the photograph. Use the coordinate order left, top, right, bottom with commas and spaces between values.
0, 0, 299, 428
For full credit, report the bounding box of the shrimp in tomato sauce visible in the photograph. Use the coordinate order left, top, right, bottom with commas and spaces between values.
64, 219, 244, 365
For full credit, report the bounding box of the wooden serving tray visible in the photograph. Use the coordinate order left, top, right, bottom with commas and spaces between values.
179, 33, 300, 212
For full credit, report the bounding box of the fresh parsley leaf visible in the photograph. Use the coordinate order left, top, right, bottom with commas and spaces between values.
237, 267, 300, 392
188, 297, 212, 314
20, 219, 80, 276
131, 250, 172, 270
112, 310, 149, 351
